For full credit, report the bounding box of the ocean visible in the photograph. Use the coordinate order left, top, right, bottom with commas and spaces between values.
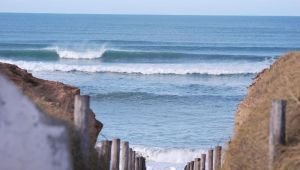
1, 13, 300, 170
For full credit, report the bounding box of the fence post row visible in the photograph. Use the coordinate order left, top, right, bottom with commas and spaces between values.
183, 146, 221, 170
96, 139, 146, 170
269, 100, 286, 170
74, 94, 147, 170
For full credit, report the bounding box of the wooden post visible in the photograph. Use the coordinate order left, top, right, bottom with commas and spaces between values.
121, 141, 129, 170
138, 157, 140, 170
98, 140, 112, 170
135, 157, 140, 170
111, 139, 121, 170
141, 157, 146, 170
189, 161, 194, 170
194, 158, 200, 170
74, 95, 90, 161
138, 156, 143, 170
200, 154, 206, 170
193, 159, 198, 170
208, 149, 213, 170
136, 157, 144, 170
214, 146, 222, 170
269, 100, 286, 170
132, 151, 136, 170
128, 148, 132, 170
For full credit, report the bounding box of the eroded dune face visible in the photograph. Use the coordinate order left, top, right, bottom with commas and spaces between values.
0, 62, 102, 145
0, 75, 72, 170
223, 52, 300, 170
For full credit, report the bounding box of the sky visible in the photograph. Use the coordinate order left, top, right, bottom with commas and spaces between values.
0, 0, 299, 16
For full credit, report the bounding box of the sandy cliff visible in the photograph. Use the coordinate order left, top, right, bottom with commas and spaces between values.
223, 52, 300, 170
0, 62, 102, 145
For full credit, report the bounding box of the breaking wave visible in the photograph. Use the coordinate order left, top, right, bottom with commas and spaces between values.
45, 45, 107, 59
0, 58, 272, 75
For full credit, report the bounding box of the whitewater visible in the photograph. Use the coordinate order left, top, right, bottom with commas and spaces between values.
0, 45, 275, 75
45, 45, 108, 59
0, 58, 273, 75
1, 14, 300, 170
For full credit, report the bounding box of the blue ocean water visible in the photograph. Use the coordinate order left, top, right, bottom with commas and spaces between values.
1, 13, 300, 169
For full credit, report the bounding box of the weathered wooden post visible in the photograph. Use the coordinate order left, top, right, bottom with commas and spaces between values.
194, 158, 200, 170
132, 151, 136, 170
138, 156, 145, 170
193, 159, 198, 170
141, 157, 146, 170
208, 149, 213, 170
214, 146, 222, 170
98, 140, 112, 170
74, 95, 90, 162
136, 157, 145, 170
111, 139, 121, 170
121, 141, 129, 170
200, 154, 206, 170
138, 157, 141, 170
269, 100, 286, 170
135, 157, 140, 170
128, 148, 132, 170
189, 161, 194, 170
184, 164, 188, 170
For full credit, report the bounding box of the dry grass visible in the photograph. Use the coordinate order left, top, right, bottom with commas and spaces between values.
222, 52, 300, 170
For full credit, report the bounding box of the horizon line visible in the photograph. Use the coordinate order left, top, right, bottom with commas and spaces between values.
0, 11, 299, 17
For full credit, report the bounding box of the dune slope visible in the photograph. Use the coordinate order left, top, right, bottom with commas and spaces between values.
223, 52, 300, 170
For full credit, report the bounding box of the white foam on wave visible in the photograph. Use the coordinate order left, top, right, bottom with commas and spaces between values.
131, 145, 205, 164
45, 45, 107, 59
0, 58, 273, 75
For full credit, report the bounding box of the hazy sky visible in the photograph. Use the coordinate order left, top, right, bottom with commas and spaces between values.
0, 0, 299, 16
